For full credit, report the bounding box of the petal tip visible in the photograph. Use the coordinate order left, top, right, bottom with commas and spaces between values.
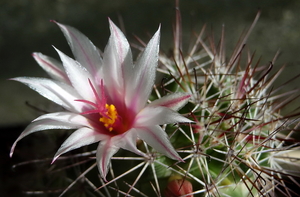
9, 148, 15, 158
171, 152, 184, 163
51, 155, 59, 164
10, 141, 18, 158
49, 19, 58, 24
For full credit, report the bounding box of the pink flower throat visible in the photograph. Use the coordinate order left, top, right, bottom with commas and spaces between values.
76, 79, 126, 134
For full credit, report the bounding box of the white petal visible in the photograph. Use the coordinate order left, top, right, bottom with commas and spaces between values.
148, 92, 191, 111
55, 48, 97, 102
96, 139, 120, 181
34, 112, 94, 128
134, 106, 192, 127
10, 119, 78, 157
114, 130, 147, 157
53, 127, 108, 162
55, 22, 103, 79
126, 27, 160, 112
103, 19, 133, 105
12, 77, 83, 112
96, 130, 146, 180
32, 52, 70, 84
137, 125, 182, 161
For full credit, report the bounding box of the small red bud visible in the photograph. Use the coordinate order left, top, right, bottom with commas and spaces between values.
164, 179, 193, 197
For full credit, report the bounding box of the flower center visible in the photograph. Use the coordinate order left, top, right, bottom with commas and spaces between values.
76, 79, 126, 134
99, 104, 118, 132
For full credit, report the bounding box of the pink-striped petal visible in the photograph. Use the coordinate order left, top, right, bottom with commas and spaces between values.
114, 130, 147, 157
96, 139, 120, 180
12, 77, 83, 112
55, 48, 98, 102
55, 21, 103, 79
148, 92, 191, 111
103, 19, 133, 106
34, 112, 94, 128
10, 119, 79, 157
136, 125, 183, 161
126, 27, 160, 112
134, 106, 192, 127
53, 127, 108, 162
32, 52, 70, 84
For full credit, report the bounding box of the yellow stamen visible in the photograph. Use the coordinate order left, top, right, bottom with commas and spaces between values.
99, 104, 118, 132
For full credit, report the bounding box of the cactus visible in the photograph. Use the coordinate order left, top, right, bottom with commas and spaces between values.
11, 2, 300, 197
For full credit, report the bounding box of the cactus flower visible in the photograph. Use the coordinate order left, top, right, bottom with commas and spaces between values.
10, 19, 192, 180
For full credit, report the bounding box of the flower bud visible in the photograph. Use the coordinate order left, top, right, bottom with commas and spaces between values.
164, 177, 193, 197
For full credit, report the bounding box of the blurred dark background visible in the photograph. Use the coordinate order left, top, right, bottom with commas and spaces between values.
1, 0, 300, 196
